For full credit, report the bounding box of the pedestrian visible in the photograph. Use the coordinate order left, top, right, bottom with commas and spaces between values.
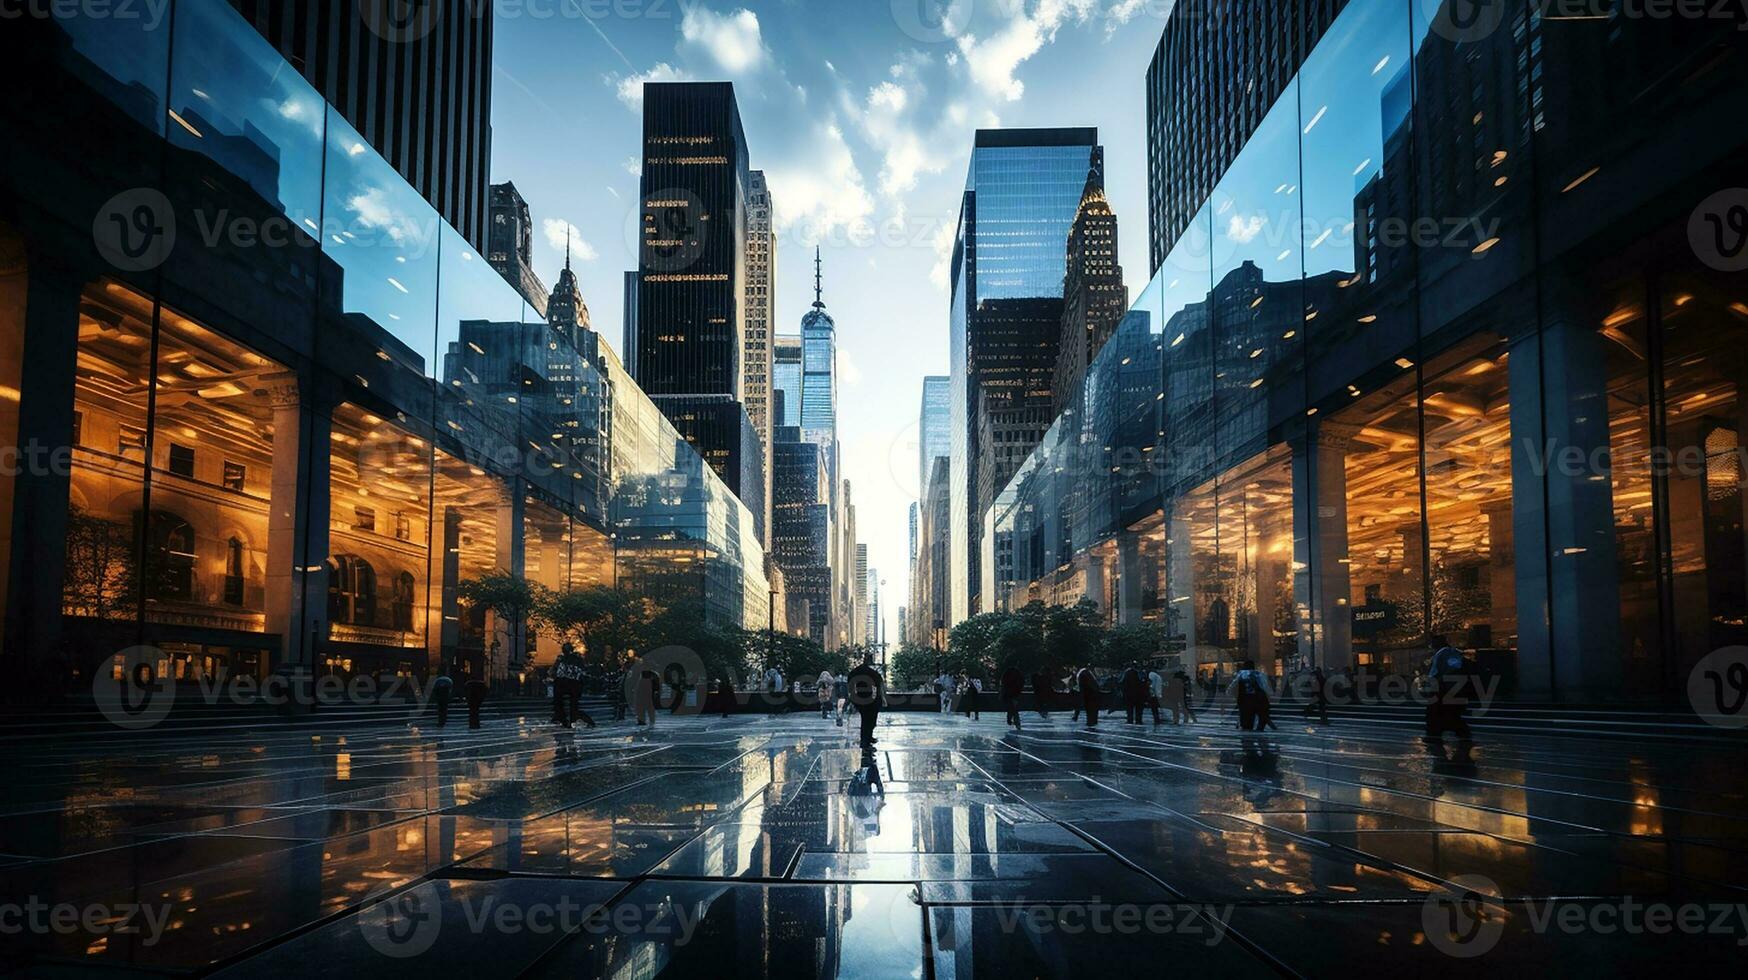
1228, 660, 1273, 732
1030, 668, 1053, 719
464, 675, 487, 730
1146, 665, 1165, 725
848, 655, 887, 749
1165, 669, 1187, 725
636, 669, 658, 727
431, 666, 453, 728
960, 674, 982, 720
936, 671, 954, 713
609, 668, 628, 721
816, 670, 835, 719
553, 643, 594, 729
717, 674, 735, 718
1077, 667, 1101, 728
1303, 665, 1331, 725
1424, 645, 1475, 743
1121, 665, 1146, 724
834, 672, 849, 727
1000, 666, 1025, 729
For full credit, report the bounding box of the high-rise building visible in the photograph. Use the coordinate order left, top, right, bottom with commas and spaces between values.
1055, 152, 1128, 417
771, 424, 832, 645
225, 0, 495, 249
743, 170, 777, 543
949, 128, 1101, 622
634, 82, 762, 526
487, 182, 550, 318
545, 242, 590, 350
800, 250, 838, 454
1144, 0, 1347, 271
855, 543, 870, 647
773, 335, 803, 429
622, 271, 640, 381
918, 376, 950, 495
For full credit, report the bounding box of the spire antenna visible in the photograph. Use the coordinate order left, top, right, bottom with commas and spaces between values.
565, 226, 572, 270
813, 247, 824, 309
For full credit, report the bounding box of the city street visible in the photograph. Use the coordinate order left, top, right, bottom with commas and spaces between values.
3, 707, 1745, 975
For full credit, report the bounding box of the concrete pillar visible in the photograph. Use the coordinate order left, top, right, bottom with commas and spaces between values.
3, 263, 82, 670
262, 373, 317, 669
1116, 532, 1143, 625
1293, 422, 1360, 670
491, 482, 525, 678
1509, 316, 1623, 699
1167, 513, 1200, 670
435, 506, 462, 667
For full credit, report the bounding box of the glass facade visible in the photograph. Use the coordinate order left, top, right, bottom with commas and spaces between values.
991, 0, 1748, 701
0, 1, 767, 685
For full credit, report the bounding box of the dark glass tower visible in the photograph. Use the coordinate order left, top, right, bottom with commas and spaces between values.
949, 127, 1101, 620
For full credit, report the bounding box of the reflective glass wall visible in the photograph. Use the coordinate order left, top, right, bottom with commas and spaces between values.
993, 0, 1748, 700
0, 0, 768, 684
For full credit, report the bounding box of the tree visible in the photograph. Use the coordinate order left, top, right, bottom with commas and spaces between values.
534, 585, 653, 670
946, 613, 1011, 677
62, 505, 138, 620
889, 644, 938, 689
1101, 621, 1164, 670
989, 616, 1047, 675
1043, 598, 1105, 670
457, 571, 540, 676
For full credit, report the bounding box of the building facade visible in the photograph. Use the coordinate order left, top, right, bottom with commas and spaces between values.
773, 335, 803, 429
0, 3, 768, 689
949, 128, 1101, 621
918, 375, 950, 496
486, 181, 549, 318
771, 425, 832, 645
225, 0, 494, 250
993, 0, 1748, 702
1055, 153, 1128, 418
743, 170, 776, 543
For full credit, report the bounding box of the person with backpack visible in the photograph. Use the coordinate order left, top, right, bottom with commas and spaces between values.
1120, 665, 1146, 724
1424, 645, 1475, 743
1228, 660, 1272, 732
553, 643, 594, 729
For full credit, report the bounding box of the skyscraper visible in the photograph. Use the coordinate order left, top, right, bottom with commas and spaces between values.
622, 271, 641, 381
855, 543, 869, 647
1055, 152, 1128, 417
225, 0, 494, 248
772, 335, 803, 429
487, 182, 550, 317
949, 127, 1101, 622
918, 375, 950, 495
634, 82, 762, 525
1144, 0, 1347, 271
743, 170, 777, 542
800, 250, 838, 454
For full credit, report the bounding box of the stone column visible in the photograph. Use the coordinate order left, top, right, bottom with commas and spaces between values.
491, 482, 525, 679
1293, 421, 1360, 670
262, 372, 320, 669
1481, 499, 1516, 647
1167, 513, 1199, 670
4, 263, 82, 670
1116, 531, 1143, 625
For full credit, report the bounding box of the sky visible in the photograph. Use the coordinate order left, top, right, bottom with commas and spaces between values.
490, 0, 1172, 642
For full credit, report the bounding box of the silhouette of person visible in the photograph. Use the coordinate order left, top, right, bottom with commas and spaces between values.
848, 656, 886, 749
1030, 669, 1053, 719
464, 676, 487, 730
1121, 665, 1146, 724
1077, 667, 1101, 728
431, 667, 453, 728
1424, 645, 1475, 744
1000, 666, 1025, 729
717, 675, 735, 718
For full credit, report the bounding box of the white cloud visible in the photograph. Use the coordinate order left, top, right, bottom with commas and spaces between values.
680, 7, 769, 75
1226, 213, 1266, 244
541, 219, 599, 262
1105, 0, 1153, 36
622, 155, 642, 177
615, 62, 688, 109
765, 122, 876, 237
839, 348, 863, 387
955, 0, 1099, 101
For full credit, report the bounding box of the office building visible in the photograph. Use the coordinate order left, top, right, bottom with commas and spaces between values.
949, 128, 1101, 621
744, 170, 777, 542
486, 181, 549, 318
1055, 152, 1128, 417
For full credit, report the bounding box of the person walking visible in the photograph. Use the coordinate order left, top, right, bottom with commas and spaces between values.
1146, 666, 1165, 725
553, 643, 594, 729
833, 672, 849, 726
817, 670, 835, 720
1030, 669, 1053, 719
1000, 666, 1025, 730
1121, 665, 1146, 724
960, 674, 982, 720
1077, 666, 1102, 728
464, 675, 487, 730
1228, 661, 1274, 732
431, 666, 453, 728
635, 669, 659, 727
848, 655, 886, 749
1424, 645, 1475, 744
1165, 669, 1186, 725
936, 671, 955, 714
716, 674, 735, 719
1303, 665, 1331, 725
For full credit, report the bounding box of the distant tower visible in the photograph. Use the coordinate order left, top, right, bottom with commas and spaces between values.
547, 231, 591, 347
487, 181, 550, 317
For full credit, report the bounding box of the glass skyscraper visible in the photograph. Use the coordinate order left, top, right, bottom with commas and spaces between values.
773, 335, 803, 429
948, 128, 1101, 619
919, 375, 950, 496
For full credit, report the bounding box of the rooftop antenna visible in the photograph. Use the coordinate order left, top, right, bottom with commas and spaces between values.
813, 247, 824, 309
564, 226, 572, 270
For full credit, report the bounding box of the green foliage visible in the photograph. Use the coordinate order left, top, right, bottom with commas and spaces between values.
1043, 599, 1105, 668
533, 585, 654, 669
889, 644, 940, 689
1101, 622, 1165, 670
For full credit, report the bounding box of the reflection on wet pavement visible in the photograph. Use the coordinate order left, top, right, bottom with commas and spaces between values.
2, 709, 1745, 975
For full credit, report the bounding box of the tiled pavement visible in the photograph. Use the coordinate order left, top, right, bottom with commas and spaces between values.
3, 704, 1747, 977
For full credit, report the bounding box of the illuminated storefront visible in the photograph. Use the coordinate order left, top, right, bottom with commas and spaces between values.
991, 0, 1748, 700
0, 2, 767, 685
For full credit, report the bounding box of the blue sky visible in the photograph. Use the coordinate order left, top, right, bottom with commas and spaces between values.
490, 0, 1171, 639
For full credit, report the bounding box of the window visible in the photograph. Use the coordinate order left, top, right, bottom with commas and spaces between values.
392, 572, 415, 631
223, 537, 245, 605
144, 510, 196, 602
222, 461, 246, 491
353, 506, 376, 532
328, 554, 376, 627
394, 511, 410, 541
168, 443, 195, 479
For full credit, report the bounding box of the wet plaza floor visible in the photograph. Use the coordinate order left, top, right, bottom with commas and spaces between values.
3, 705, 1747, 977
